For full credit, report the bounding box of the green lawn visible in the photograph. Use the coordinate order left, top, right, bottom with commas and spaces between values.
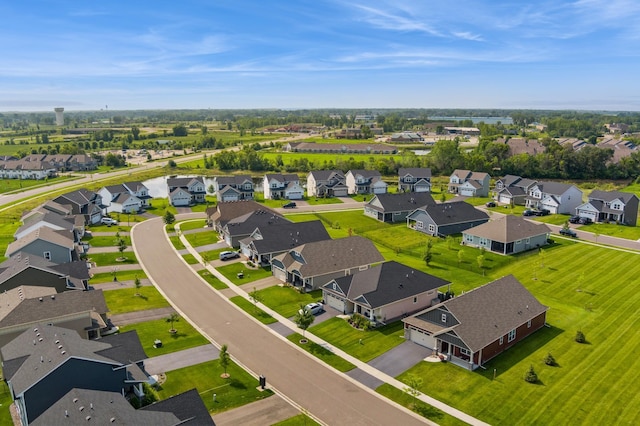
103, 287, 170, 314
0, 381, 13, 425
119, 318, 210, 356
183, 229, 219, 247
182, 253, 200, 264
576, 221, 640, 240
0, 175, 77, 194
87, 223, 133, 233
309, 318, 405, 362
286, 333, 356, 372
217, 263, 272, 285
257, 286, 322, 318
156, 360, 273, 414
229, 296, 277, 325
531, 213, 572, 225
304, 196, 344, 205
272, 414, 320, 426
197, 269, 228, 290
169, 235, 187, 250
261, 151, 403, 168
83, 235, 132, 247
90, 269, 147, 283
178, 219, 208, 231
88, 251, 138, 266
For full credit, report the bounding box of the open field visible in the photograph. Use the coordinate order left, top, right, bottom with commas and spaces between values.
0, 175, 78, 194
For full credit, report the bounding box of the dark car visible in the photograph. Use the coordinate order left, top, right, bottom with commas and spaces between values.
522, 210, 535, 216
485, 201, 496, 208
534, 209, 550, 216
569, 215, 581, 224
282, 202, 297, 208
559, 228, 578, 238
578, 217, 592, 225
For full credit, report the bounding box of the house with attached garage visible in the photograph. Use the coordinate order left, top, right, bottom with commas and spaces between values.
222, 208, 288, 248
239, 220, 330, 265
262, 173, 304, 200
406, 201, 489, 237
345, 169, 388, 195
53, 189, 105, 225
493, 175, 538, 206
576, 190, 639, 226
167, 177, 206, 206
271, 236, 385, 291
525, 181, 582, 214
398, 168, 432, 193
206, 200, 270, 232
322, 261, 449, 323
306, 170, 348, 198
0, 252, 90, 293
448, 169, 491, 197
403, 275, 548, 370
364, 192, 435, 223
462, 215, 551, 255
213, 175, 255, 201
6, 227, 78, 264
98, 181, 151, 214
15, 210, 83, 242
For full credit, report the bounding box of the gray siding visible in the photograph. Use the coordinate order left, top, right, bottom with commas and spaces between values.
1, 269, 69, 293
418, 307, 459, 328
437, 219, 488, 236
20, 241, 71, 264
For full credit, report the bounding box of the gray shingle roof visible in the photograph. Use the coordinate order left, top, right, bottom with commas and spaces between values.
399, 168, 432, 178
140, 388, 215, 425
463, 215, 551, 242
420, 201, 489, 226
535, 181, 575, 196
245, 220, 330, 254
367, 192, 435, 213
6, 227, 75, 257
209, 200, 278, 227
308, 169, 345, 181
225, 209, 289, 237
589, 190, 638, 204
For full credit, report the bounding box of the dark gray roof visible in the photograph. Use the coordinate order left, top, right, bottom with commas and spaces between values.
141, 388, 215, 425
54, 189, 99, 207
418, 201, 489, 226
97, 330, 147, 364
535, 181, 576, 196
367, 192, 435, 213
167, 176, 204, 188
327, 261, 449, 309
264, 173, 299, 182
308, 169, 344, 180
463, 215, 551, 243
0, 289, 107, 329
348, 169, 381, 179
209, 200, 277, 226
215, 175, 252, 186
246, 220, 330, 254
589, 190, 638, 204
399, 168, 431, 178
225, 210, 289, 237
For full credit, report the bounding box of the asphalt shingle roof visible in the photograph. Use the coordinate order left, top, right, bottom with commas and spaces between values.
420, 201, 489, 226
367, 192, 435, 213
244, 220, 330, 254
463, 215, 551, 243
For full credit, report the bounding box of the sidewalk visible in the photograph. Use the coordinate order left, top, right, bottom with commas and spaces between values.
144, 344, 219, 375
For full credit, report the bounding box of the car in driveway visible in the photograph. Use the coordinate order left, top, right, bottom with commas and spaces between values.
219, 250, 240, 260
559, 228, 578, 237
578, 217, 592, 225
569, 215, 581, 224
534, 209, 550, 216
101, 217, 118, 225
282, 202, 297, 209
299, 302, 324, 315
522, 209, 535, 216
485, 201, 496, 208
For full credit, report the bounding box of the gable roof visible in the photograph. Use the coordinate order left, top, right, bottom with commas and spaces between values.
366, 192, 435, 213
167, 176, 204, 188
308, 169, 345, 181
589, 189, 638, 204
463, 215, 551, 243
534, 181, 576, 196
6, 227, 75, 257
416, 201, 489, 226
140, 388, 215, 425
407, 275, 548, 352
208, 200, 277, 226
243, 220, 330, 254
0, 252, 89, 290
96, 330, 147, 365
215, 175, 253, 186
54, 189, 99, 207
348, 169, 381, 179
264, 173, 299, 182
224, 209, 289, 236
399, 167, 431, 178
327, 261, 449, 309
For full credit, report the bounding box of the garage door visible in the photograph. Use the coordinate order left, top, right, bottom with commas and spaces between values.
325, 292, 345, 312
240, 244, 252, 258
499, 195, 511, 204
410, 327, 436, 350
273, 266, 287, 282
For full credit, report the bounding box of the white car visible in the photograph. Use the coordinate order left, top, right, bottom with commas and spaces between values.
300, 302, 324, 316
219, 251, 240, 260
101, 217, 118, 225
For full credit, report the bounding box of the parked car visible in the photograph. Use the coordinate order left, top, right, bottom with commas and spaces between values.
569, 215, 581, 224
219, 250, 240, 260
485, 201, 496, 207
578, 217, 592, 225
282, 202, 297, 208
299, 302, 324, 316
522, 210, 535, 216
534, 209, 550, 216
101, 217, 118, 225
559, 228, 578, 237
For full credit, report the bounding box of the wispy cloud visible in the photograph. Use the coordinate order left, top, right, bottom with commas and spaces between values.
351, 4, 444, 37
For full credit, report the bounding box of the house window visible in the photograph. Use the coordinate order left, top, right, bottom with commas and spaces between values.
459, 348, 470, 356
43, 251, 52, 260
428, 224, 435, 233
441, 313, 447, 323
465, 234, 473, 242
508, 329, 516, 342
416, 221, 424, 229
527, 319, 532, 328
526, 238, 530, 244
516, 239, 522, 244
499, 336, 504, 345
413, 297, 418, 304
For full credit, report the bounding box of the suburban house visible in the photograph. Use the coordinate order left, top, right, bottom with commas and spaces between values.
1, 325, 150, 425
15, 210, 83, 242
0, 159, 57, 180
239, 220, 331, 264
462, 215, 551, 255
498, 138, 546, 156
99, 181, 151, 213
403, 275, 549, 370
576, 190, 639, 226
0, 288, 110, 348
525, 181, 583, 214
390, 132, 423, 143
206, 200, 276, 232
221, 209, 288, 248
285, 142, 397, 155
364, 192, 435, 223
398, 168, 432, 193
448, 170, 491, 197
322, 261, 449, 323
167, 177, 206, 206
271, 236, 385, 291
345, 170, 388, 195
20, 153, 97, 171
306, 170, 348, 198
262, 173, 304, 200
214, 175, 255, 202
5, 227, 78, 264
407, 201, 490, 237
53, 189, 105, 225
493, 175, 538, 206
0, 252, 90, 292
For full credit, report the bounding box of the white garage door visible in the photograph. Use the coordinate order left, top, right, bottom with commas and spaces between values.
410, 327, 436, 350
499, 195, 511, 204
325, 292, 345, 312
273, 266, 287, 282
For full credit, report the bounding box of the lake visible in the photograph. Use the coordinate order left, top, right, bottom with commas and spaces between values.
428, 116, 513, 125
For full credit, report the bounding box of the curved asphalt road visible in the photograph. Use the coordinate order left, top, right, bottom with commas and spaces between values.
132, 216, 427, 426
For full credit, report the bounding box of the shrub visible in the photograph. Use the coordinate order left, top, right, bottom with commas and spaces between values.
348, 313, 371, 330
524, 365, 538, 383
575, 330, 586, 343
544, 352, 557, 366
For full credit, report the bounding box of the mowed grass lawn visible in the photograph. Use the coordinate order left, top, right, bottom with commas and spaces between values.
393, 240, 640, 425
156, 360, 273, 414
103, 287, 170, 314
119, 317, 210, 357
257, 286, 322, 318
183, 229, 219, 247
88, 251, 138, 266
90, 269, 147, 283
309, 318, 405, 362
217, 263, 272, 285
177, 219, 207, 231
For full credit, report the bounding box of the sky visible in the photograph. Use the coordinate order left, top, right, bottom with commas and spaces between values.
1, 0, 639, 112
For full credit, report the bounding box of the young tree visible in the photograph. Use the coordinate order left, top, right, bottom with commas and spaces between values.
524, 365, 538, 383
544, 352, 557, 366
166, 313, 180, 333
219, 344, 231, 378
249, 287, 263, 313
294, 305, 315, 342
476, 254, 485, 276
163, 210, 175, 224
117, 237, 128, 259
134, 276, 142, 296
423, 239, 434, 267
403, 374, 424, 410
446, 235, 455, 250
575, 330, 586, 343
457, 249, 465, 264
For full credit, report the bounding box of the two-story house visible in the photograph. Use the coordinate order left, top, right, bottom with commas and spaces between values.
364, 192, 435, 223
306, 170, 348, 198
406, 201, 490, 237
263, 173, 304, 200
98, 181, 151, 214
345, 170, 387, 195
213, 175, 255, 202
448, 169, 490, 197
525, 181, 582, 214
398, 168, 432, 193
167, 177, 206, 206
53, 189, 105, 225
576, 190, 639, 226
6, 227, 78, 264
493, 175, 538, 206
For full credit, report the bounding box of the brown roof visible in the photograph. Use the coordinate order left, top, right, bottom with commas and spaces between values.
463, 215, 551, 243
208, 200, 277, 226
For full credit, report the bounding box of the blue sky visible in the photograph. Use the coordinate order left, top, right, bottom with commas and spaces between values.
1, 0, 639, 112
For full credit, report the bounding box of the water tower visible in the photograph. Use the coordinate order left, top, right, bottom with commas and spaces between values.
54, 107, 64, 126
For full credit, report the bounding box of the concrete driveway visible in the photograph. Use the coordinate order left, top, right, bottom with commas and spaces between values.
144, 344, 219, 375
